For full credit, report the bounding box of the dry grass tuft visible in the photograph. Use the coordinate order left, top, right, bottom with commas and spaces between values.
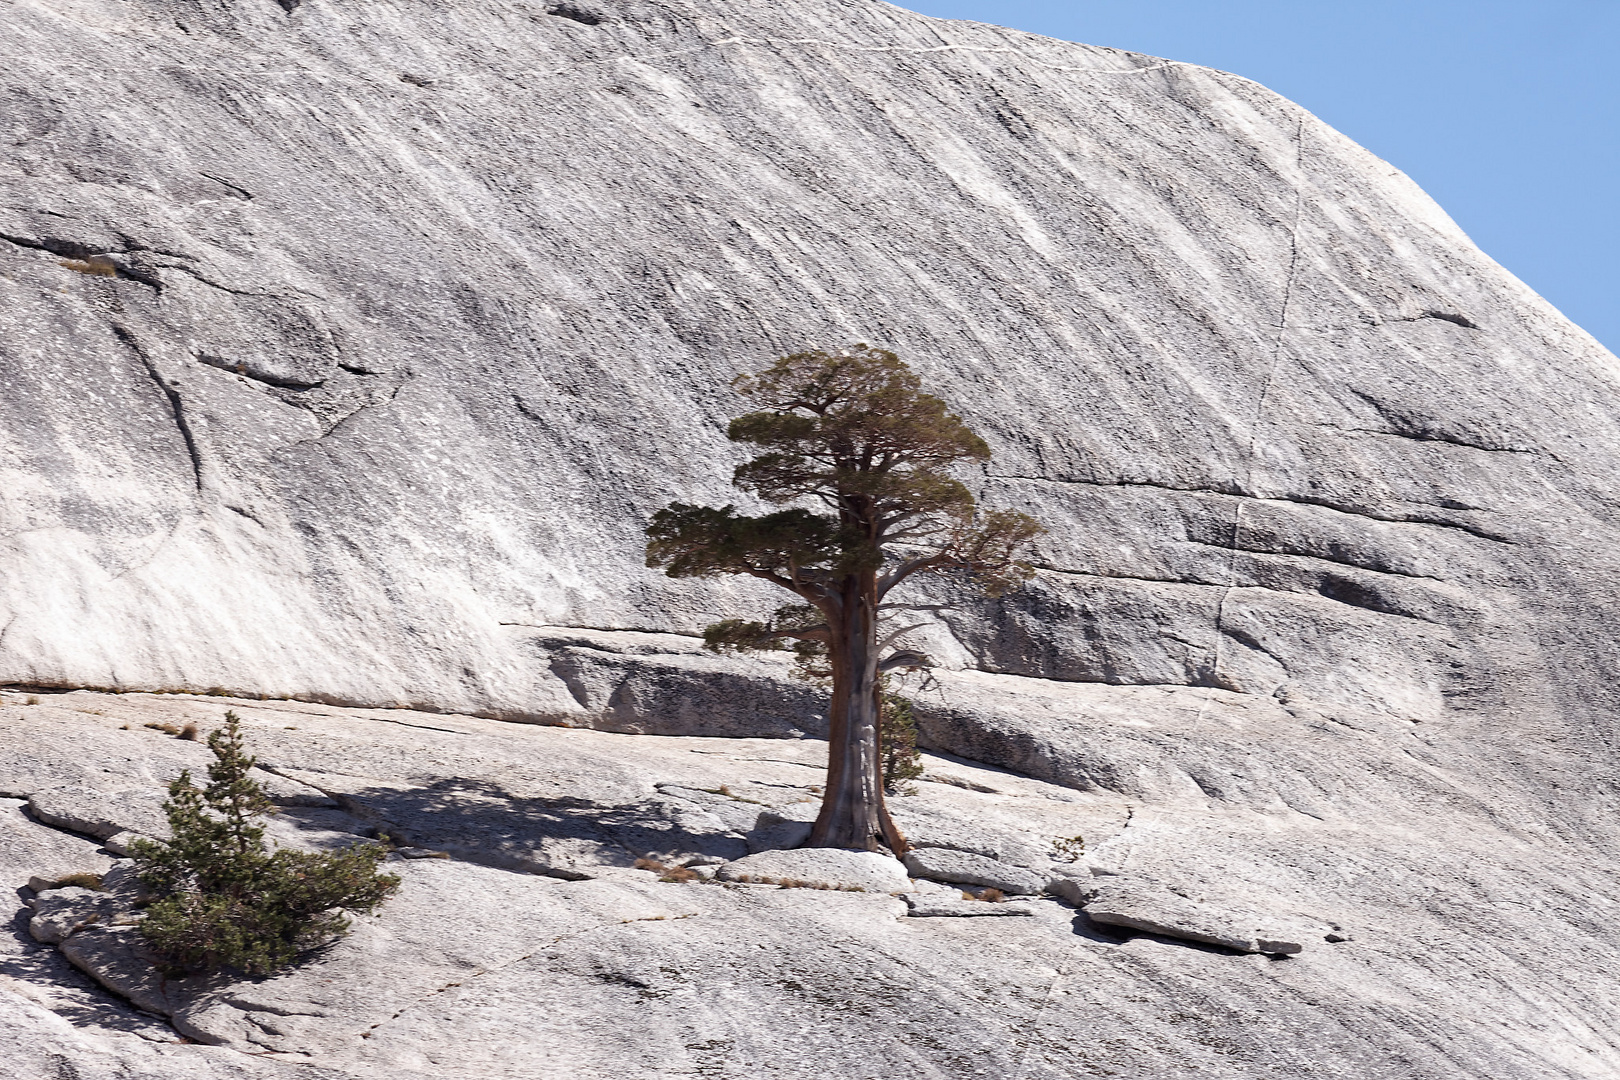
634, 857, 702, 883
51, 872, 106, 892
142, 721, 201, 740
699, 784, 765, 806
959, 887, 1006, 903
732, 873, 865, 893
58, 256, 118, 277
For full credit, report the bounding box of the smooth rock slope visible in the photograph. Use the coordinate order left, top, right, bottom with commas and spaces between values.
4, 0, 1618, 743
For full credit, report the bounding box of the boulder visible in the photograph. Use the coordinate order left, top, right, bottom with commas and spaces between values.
889, 801, 1049, 866
746, 803, 820, 853
903, 848, 1046, 895
100, 831, 146, 857
0, 799, 113, 891
1080, 877, 1304, 956
27, 785, 169, 841
28, 886, 126, 945
717, 849, 911, 893
903, 895, 1038, 918
1045, 873, 1098, 907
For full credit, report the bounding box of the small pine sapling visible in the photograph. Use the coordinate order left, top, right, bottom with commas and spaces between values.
131, 711, 400, 976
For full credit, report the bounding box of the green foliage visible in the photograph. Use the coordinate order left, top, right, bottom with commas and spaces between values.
646, 504, 850, 582
878, 680, 924, 796
131, 712, 399, 976
645, 345, 1045, 622
703, 604, 831, 683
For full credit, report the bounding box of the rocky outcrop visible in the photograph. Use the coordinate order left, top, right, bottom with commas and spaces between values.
4, 691, 1620, 1079
903, 846, 1046, 895
1056, 872, 1305, 955
715, 848, 911, 892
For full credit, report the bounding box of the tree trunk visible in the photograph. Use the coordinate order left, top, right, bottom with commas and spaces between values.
809, 572, 903, 852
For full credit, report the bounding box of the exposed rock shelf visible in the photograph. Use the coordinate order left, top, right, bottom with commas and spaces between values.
4, 0, 1618, 763
3, 691, 1618, 1078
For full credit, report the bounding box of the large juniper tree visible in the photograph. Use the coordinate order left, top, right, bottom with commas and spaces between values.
646, 346, 1043, 854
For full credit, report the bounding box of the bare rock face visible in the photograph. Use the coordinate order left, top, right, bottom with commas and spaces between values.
3, 0, 1617, 751
5, 0, 1620, 1076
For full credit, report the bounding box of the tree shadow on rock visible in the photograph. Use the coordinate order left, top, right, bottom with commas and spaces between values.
334, 778, 750, 877
0, 893, 174, 1036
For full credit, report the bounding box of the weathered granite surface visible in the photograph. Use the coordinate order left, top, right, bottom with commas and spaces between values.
1, 691, 1618, 1079
4, 0, 1620, 1075
3, 0, 1617, 752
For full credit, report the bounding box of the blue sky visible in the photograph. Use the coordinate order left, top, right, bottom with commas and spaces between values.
903, 1, 1618, 354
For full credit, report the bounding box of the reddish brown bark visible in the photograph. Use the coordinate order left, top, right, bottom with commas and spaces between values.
808, 571, 908, 853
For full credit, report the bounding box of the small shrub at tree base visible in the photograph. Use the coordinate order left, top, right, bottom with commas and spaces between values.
878, 679, 924, 796
131, 711, 399, 976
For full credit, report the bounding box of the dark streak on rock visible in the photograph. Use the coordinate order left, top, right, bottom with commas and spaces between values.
197, 353, 324, 390
546, 3, 606, 26
986, 474, 1518, 545
1182, 538, 1443, 581
112, 327, 205, 493
1030, 563, 1439, 624
1419, 310, 1478, 329
199, 172, 254, 200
